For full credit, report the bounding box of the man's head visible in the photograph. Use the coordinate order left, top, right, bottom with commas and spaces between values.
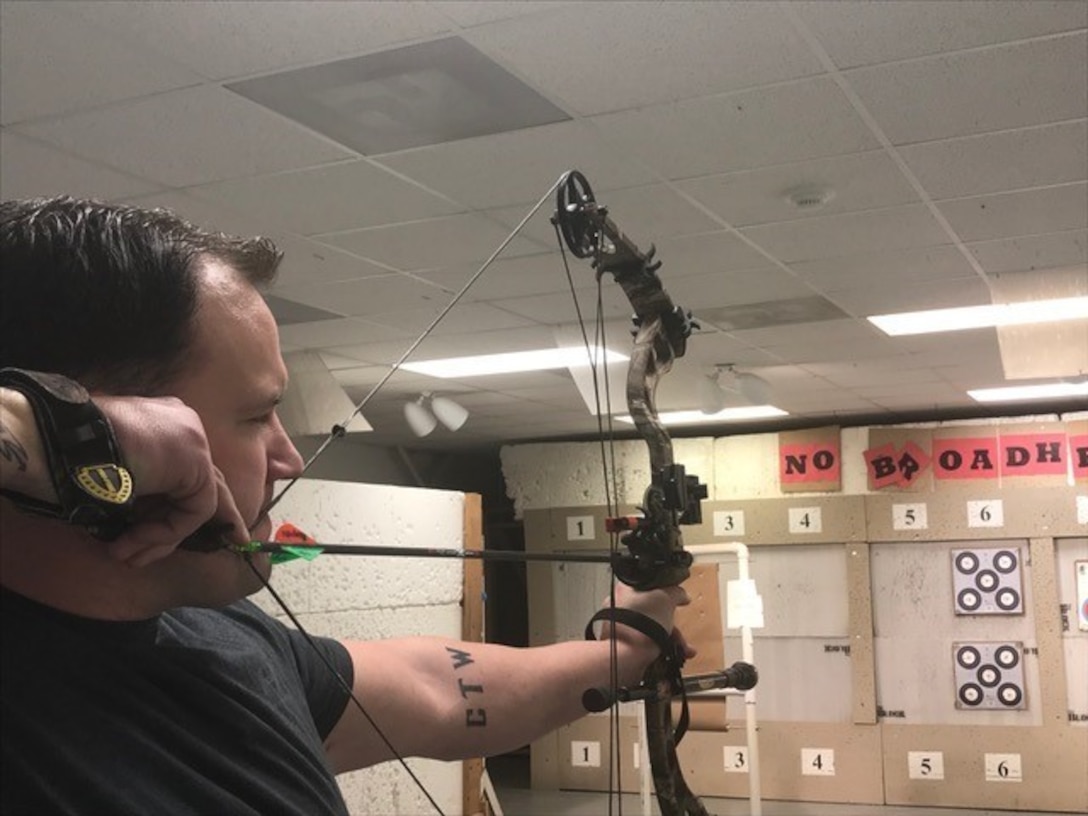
1, 197, 303, 612
0, 196, 282, 394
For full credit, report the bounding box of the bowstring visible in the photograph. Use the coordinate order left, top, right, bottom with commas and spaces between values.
551, 220, 624, 815
263, 175, 567, 518
252, 174, 570, 815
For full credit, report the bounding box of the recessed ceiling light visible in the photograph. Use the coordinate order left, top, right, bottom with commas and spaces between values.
968, 381, 1088, 403
401, 346, 627, 378
616, 406, 789, 425
868, 296, 1088, 336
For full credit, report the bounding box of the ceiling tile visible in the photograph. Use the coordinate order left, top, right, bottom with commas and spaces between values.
827, 276, 991, 315
124, 190, 395, 286
16, 85, 353, 187
67, 1, 455, 81
668, 267, 814, 312
408, 253, 577, 303
314, 212, 545, 270
677, 150, 920, 227
375, 120, 657, 209
0, 1, 201, 125
278, 317, 416, 351
938, 183, 1088, 243
590, 77, 879, 179
361, 302, 540, 335
272, 273, 451, 317
792, 0, 1088, 69
900, 120, 1088, 201
489, 286, 633, 324
802, 360, 949, 388
0, 131, 161, 200
464, 1, 822, 115
844, 32, 1088, 144
966, 229, 1088, 274
186, 160, 464, 235
790, 244, 978, 291
590, 184, 725, 243
651, 232, 776, 279
437, 2, 578, 28
740, 204, 949, 263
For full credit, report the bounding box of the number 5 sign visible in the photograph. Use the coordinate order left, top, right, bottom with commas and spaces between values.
908, 751, 944, 780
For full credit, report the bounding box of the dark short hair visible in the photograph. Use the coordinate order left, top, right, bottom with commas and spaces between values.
0, 197, 283, 394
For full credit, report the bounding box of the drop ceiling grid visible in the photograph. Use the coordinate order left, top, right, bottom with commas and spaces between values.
0, 1, 1084, 446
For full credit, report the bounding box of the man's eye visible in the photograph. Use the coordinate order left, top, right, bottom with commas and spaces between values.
249, 412, 274, 425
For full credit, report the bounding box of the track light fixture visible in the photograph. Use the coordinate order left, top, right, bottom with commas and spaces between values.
403, 393, 469, 437
698, 365, 773, 414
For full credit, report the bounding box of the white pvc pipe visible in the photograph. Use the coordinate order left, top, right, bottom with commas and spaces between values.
686, 542, 762, 816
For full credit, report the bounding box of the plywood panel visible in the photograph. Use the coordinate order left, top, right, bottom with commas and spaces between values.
883, 724, 1088, 813
724, 636, 853, 722
847, 542, 877, 725
693, 496, 867, 546
871, 539, 1041, 726
866, 485, 1083, 542
1055, 537, 1088, 725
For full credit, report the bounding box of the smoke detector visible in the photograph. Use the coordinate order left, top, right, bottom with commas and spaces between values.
784, 185, 835, 210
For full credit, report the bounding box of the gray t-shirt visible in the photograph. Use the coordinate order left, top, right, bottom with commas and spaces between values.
1, 588, 353, 815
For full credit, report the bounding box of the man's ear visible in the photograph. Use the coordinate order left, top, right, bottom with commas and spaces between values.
106, 536, 178, 569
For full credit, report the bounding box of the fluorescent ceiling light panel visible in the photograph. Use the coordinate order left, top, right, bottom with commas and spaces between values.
868, 296, 1088, 336
401, 346, 627, 378
616, 406, 789, 425
968, 381, 1088, 403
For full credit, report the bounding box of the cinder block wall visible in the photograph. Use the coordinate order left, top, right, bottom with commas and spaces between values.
253, 478, 466, 816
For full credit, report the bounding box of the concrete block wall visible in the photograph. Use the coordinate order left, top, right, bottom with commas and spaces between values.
253, 478, 465, 816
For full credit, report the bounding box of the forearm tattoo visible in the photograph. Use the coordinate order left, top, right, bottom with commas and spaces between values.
0, 418, 29, 472
445, 646, 487, 728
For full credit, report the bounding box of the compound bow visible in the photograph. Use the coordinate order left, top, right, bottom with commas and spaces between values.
553, 171, 756, 816
217, 170, 757, 816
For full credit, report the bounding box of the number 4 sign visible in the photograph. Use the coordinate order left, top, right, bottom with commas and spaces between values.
801, 747, 835, 776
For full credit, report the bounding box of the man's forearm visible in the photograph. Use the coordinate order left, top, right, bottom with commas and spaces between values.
0, 388, 53, 502
339, 635, 657, 767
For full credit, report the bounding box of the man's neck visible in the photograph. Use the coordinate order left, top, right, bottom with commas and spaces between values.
0, 512, 167, 620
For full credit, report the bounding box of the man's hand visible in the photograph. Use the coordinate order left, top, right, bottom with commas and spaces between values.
92, 395, 249, 566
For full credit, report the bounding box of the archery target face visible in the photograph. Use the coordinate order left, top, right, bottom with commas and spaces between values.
953, 642, 1027, 710
951, 547, 1023, 615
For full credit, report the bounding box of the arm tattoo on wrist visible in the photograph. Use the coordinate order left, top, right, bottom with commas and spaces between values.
0, 419, 29, 471
445, 646, 487, 728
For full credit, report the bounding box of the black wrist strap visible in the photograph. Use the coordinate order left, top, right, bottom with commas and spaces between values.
0, 368, 134, 540
584, 607, 675, 657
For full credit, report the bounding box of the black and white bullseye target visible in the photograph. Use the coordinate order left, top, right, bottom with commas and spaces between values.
953, 642, 1026, 710
951, 547, 1023, 615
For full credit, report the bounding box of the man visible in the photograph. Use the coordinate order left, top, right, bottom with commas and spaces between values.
0, 197, 689, 814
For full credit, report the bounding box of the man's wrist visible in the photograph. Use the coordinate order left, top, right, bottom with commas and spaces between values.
0, 369, 134, 539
